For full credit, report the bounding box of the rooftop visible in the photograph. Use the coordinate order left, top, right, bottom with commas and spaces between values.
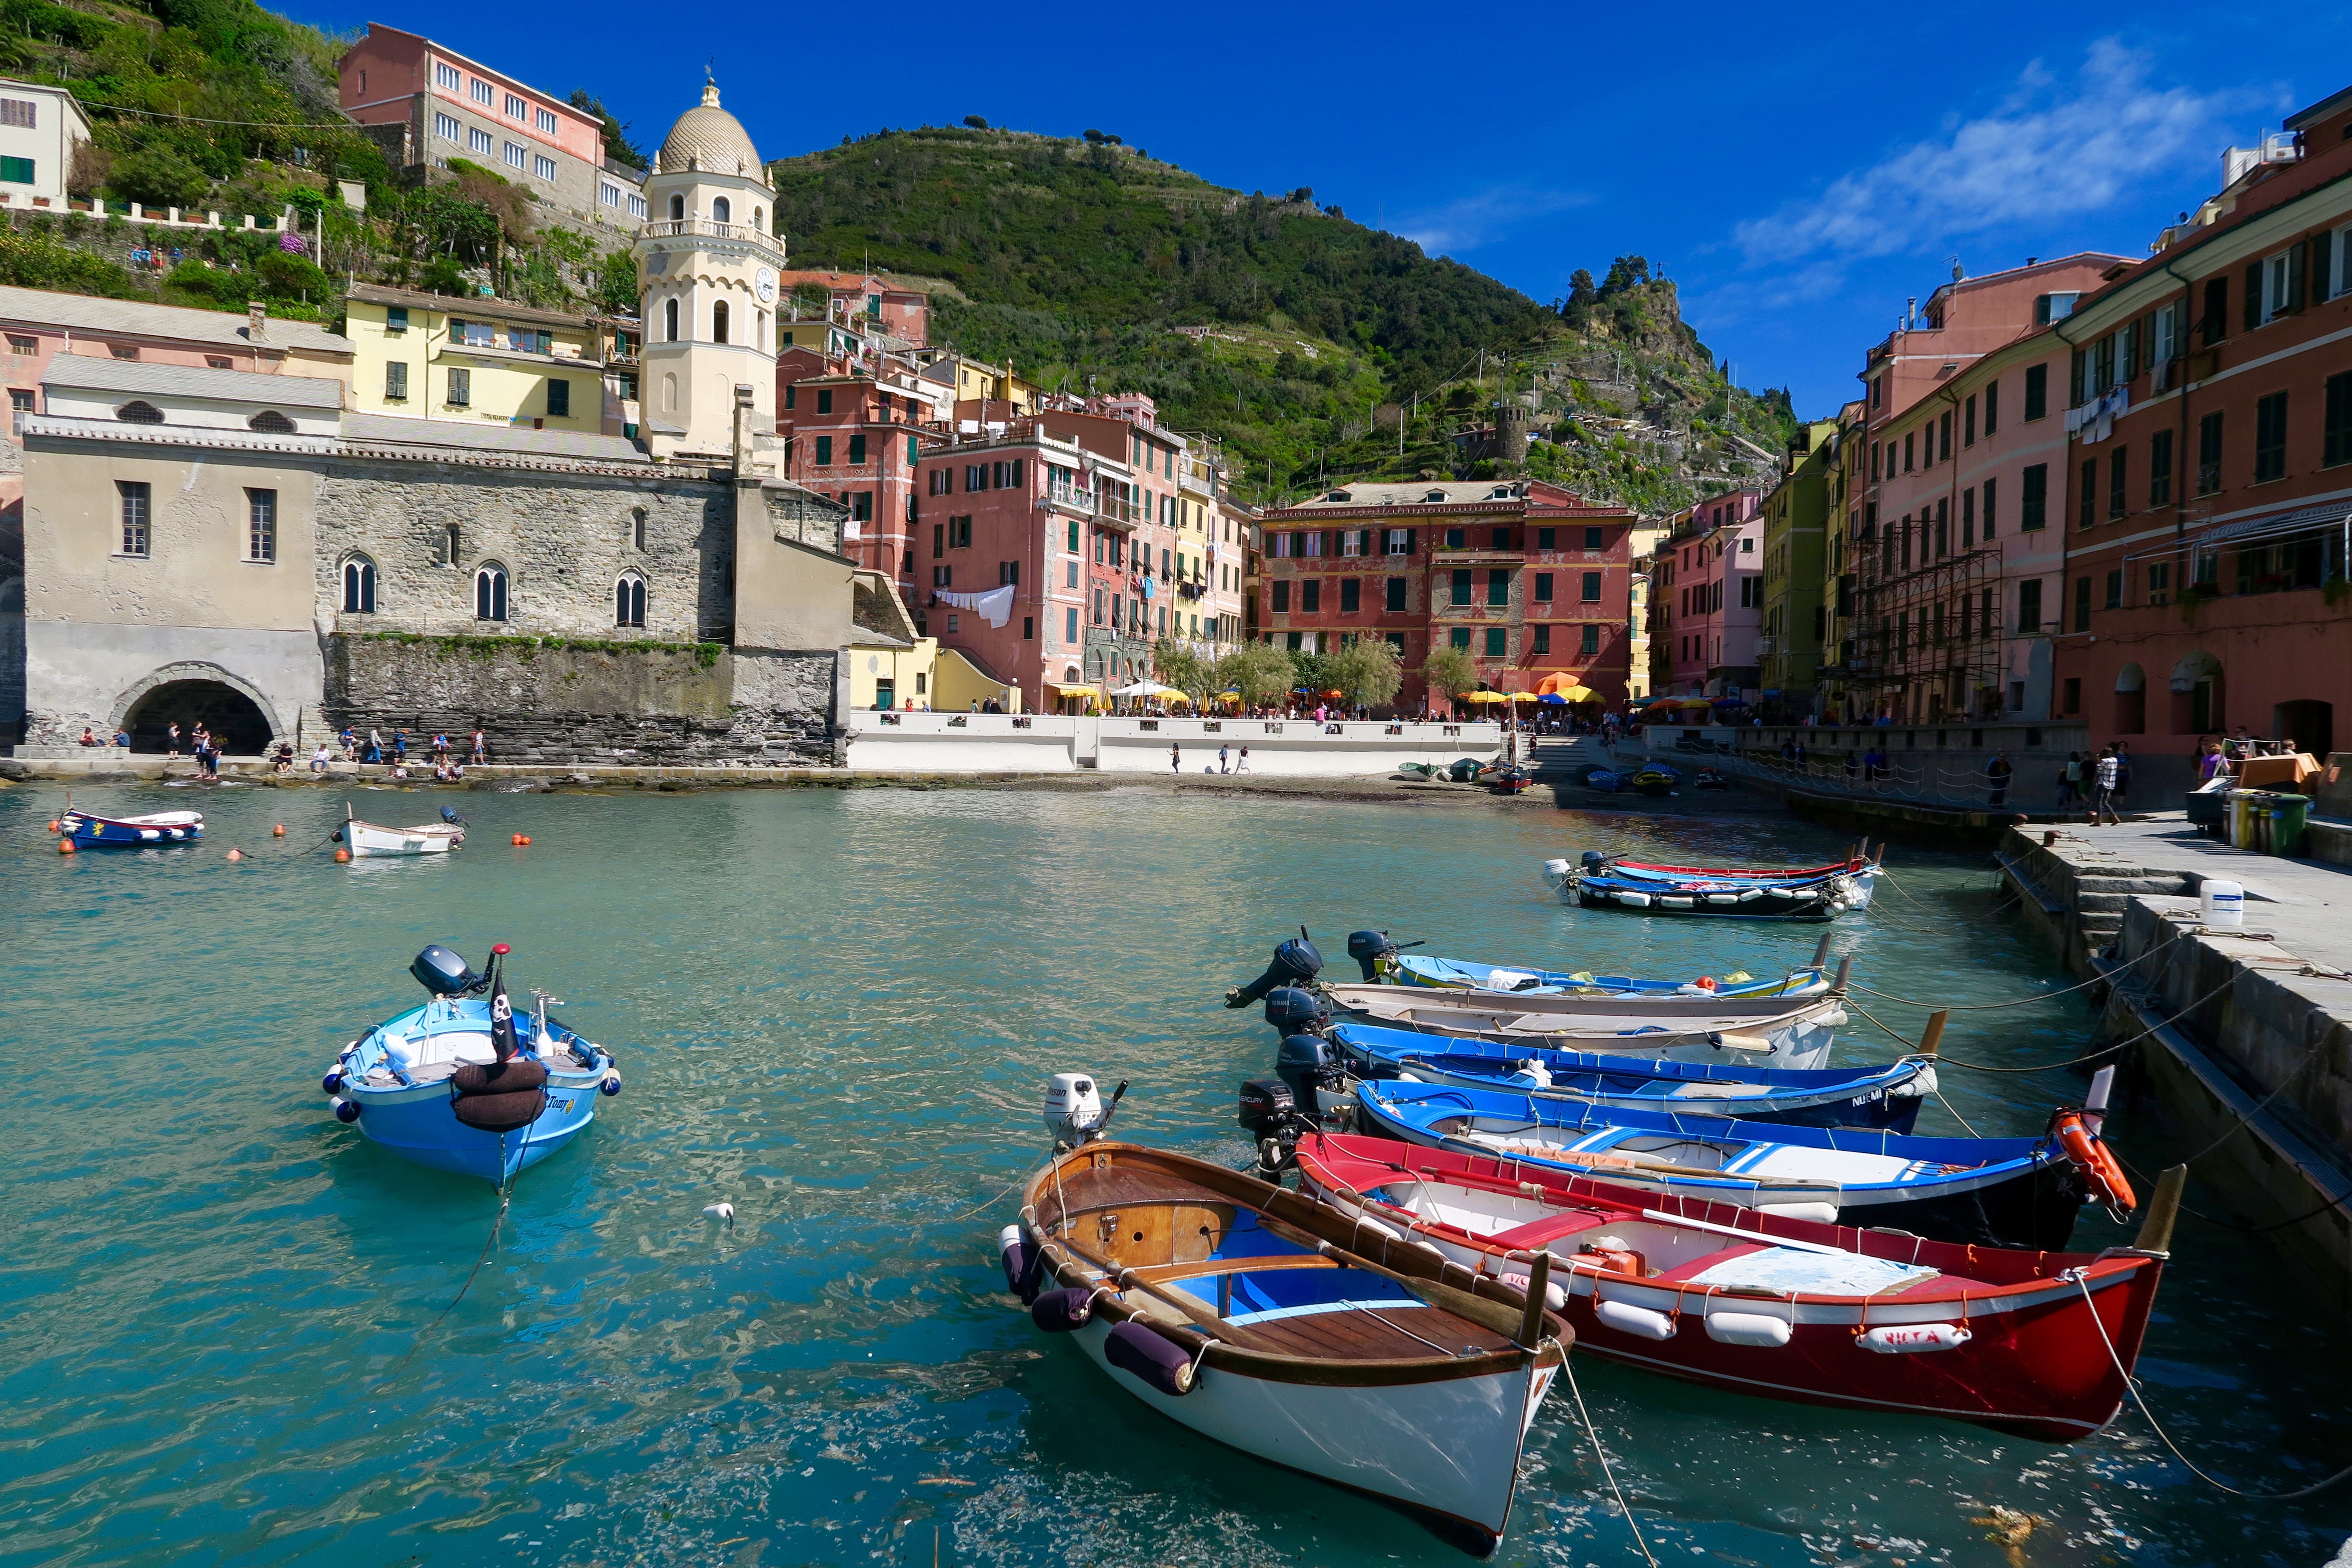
346, 282, 591, 331
0, 285, 349, 356
40, 354, 345, 409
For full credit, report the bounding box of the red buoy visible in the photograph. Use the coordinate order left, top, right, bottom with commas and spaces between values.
58, 837, 76, 854
273, 824, 286, 837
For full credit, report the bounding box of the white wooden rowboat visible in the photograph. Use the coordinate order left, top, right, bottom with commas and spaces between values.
342, 802, 465, 857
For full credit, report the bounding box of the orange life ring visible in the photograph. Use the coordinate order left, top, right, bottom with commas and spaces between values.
2055, 1112, 2136, 1212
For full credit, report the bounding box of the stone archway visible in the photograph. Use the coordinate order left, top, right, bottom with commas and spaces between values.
113, 663, 280, 754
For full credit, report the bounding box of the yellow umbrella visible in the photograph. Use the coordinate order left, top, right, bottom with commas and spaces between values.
1556, 685, 1596, 702
1461, 689, 1511, 704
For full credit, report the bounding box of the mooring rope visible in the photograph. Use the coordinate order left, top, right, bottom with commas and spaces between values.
1562, 1357, 1659, 1568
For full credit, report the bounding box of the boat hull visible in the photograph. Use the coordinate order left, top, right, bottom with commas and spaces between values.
346, 820, 464, 856
349, 1079, 597, 1181
1326, 986, 1846, 1072
1376, 1058, 1926, 1133
1065, 1314, 1551, 1553
58, 810, 203, 848
1390, 955, 1831, 1000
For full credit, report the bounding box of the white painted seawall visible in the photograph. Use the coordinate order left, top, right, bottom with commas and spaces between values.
840, 713, 1504, 776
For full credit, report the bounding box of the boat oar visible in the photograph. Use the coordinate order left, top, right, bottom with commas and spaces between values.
1433, 1133, 1843, 1191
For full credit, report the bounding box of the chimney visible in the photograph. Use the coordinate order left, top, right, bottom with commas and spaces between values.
247, 300, 267, 342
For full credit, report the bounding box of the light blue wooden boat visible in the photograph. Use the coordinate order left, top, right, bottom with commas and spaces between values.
322, 945, 622, 1184
1389, 953, 1831, 998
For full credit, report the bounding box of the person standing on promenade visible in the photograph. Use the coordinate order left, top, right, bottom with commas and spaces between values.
392, 729, 409, 766
2058, 752, 2084, 810
1170, 742, 1181, 773
2088, 746, 2123, 825
1218, 744, 1230, 774
1985, 750, 2013, 807
2112, 741, 2133, 807
470, 727, 487, 764
1235, 746, 1251, 773
165, 722, 181, 756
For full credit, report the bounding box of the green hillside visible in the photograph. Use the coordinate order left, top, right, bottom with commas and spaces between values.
770, 127, 1795, 511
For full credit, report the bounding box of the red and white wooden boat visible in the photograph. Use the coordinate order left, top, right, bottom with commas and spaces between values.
1296, 1133, 2178, 1442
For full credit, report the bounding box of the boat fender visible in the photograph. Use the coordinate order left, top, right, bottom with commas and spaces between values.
996, 1225, 1040, 1298
599, 1071, 623, 1098
1615, 891, 1652, 908
1857, 1322, 1972, 1354
1030, 1286, 1097, 1333
1755, 1201, 1840, 1225
332, 1097, 361, 1124
2053, 1111, 2136, 1213
1105, 1320, 1197, 1395
322, 1071, 344, 1095
1348, 1215, 1405, 1246
1735, 887, 1765, 903
1820, 1008, 1848, 1027
1593, 1298, 1675, 1341
1659, 896, 1695, 910
1892, 1066, 1938, 1098
1704, 1311, 1793, 1348
1497, 1271, 1567, 1312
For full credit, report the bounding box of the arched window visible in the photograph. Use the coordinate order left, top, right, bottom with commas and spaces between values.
116, 400, 163, 424
249, 409, 294, 434
631, 508, 648, 552
665, 297, 679, 342
752, 207, 763, 230
712, 300, 729, 345
668, 193, 685, 221
616, 571, 646, 628
712, 196, 731, 224
662, 373, 677, 412
475, 563, 509, 622
342, 554, 377, 613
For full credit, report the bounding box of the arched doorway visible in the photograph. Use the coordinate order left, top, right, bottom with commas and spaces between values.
122, 680, 273, 753
2113, 663, 2146, 735
2168, 650, 2223, 735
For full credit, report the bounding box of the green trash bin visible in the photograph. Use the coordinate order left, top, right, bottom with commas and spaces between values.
2266, 793, 2311, 857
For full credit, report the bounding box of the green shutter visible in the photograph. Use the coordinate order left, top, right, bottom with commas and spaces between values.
2244, 263, 2263, 330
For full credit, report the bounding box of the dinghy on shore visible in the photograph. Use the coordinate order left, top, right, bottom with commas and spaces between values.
1296, 1134, 2179, 1442
1351, 1078, 2101, 1249
1006, 1127, 1570, 1558
322, 942, 621, 1183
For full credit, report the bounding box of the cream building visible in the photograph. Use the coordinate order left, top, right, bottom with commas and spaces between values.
342, 283, 604, 435
0, 78, 90, 212
636, 80, 784, 460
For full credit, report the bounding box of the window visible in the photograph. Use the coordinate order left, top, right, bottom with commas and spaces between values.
442, 524, 462, 565
815, 435, 832, 465
847, 432, 866, 465
475, 564, 509, 621
1450, 569, 1471, 606
937, 565, 954, 588
2079, 459, 2098, 528
1534, 526, 1556, 550
1962, 487, 1976, 548
1532, 625, 1551, 655
616, 572, 646, 628
533, 154, 557, 182
1299, 579, 1321, 613
536, 107, 559, 134
2150, 428, 2175, 505
2201, 277, 2230, 345
1384, 528, 1413, 555
1904, 432, 1915, 472
447, 368, 470, 407
1339, 577, 1360, 612
1386, 577, 1407, 612
1484, 627, 1506, 658
6, 334, 32, 353
712, 300, 729, 344
2020, 464, 2047, 530
249, 409, 293, 434
2105, 569, 2124, 610
1341, 528, 1364, 557
601, 183, 621, 208
1444, 527, 1465, 548
1066, 607, 1079, 643
1491, 527, 1510, 549
2016, 578, 2041, 634
1580, 623, 1601, 655
1487, 569, 1510, 606
2022, 365, 2046, 422
434, 112, 461, 143
852, 493, 872, 523
1580, 571, 1602, 603
342, 555, 377, 614
469, 128, 493, 156
2034, 292, 2078, 324
109, 344, 137, 361
470, 77, 493, 105
2258, 248, 2305, 325
117, 481, 150, 556
1585, 526, 1605, 549
0, 98, 32, 131
2063, 677, 2082, 716
2073, 576, 2092, 633
1984, 378, 1999, 435
668, 194, 685, 220
435, 62, 461, 90
664, 298, 679, 342
1963, 395, 1976, 447
1271, 581, 1289, 613
713, 197, 731, 224
2254, 392, 2288, 483
2109, 447, 2128, 519
1533, 572, 1554, 603
1938, 411, 1951, 462
2327, 372, 2352, 468
2198, 412, 2224, 495
632, 510, 648, 551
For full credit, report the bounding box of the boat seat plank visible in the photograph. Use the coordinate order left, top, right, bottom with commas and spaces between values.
1232, 1303, 1514, 1363
1651, 1242, 1770, 1283
1127, 1254, 1338, 1284
1484, 1210, 1616, 1251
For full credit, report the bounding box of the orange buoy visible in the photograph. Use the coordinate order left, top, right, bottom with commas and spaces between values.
273, 823, 286, 836
2054, 1111, 2136, 1213
47, 818, 61, 833
511, 833, 531, 846
226, 848, 244, 861
333, 847, 351, 863
58, 837, 76, 854
1695, 976, 1719, 992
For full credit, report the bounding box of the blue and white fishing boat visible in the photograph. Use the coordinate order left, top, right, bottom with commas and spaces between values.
1331, 1022, 1932, 1132
1387, 953, 1831, 999
322, 943, 622, 1184
1351, 1079, 2089, 1250
1542, 852, 1882, 921
1320, 982, 1850, 1070
57, 804, 203, 848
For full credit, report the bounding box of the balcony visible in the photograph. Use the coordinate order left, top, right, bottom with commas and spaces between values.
637, 217, 787, 263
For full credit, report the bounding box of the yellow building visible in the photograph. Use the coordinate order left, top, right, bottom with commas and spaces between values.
1624, 519, 1668, 701
918, 351, 1041, 415
343, 283, 604, 435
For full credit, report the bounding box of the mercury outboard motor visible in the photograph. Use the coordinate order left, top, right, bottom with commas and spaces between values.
1276, 1032, 1341, 1122
1262, 985, 1329, 1039
1347, 930, 1398, 983
410, 943, 485, 996
1581, 850, 1611, 873
1225, 928, 1323, 1008
440, 805, 464, 825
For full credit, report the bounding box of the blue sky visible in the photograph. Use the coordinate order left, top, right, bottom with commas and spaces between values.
304, 6, 2334, 417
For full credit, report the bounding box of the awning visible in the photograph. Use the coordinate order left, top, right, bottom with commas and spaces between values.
2124, 501, 2352, 563
1048, 683, 1102, 696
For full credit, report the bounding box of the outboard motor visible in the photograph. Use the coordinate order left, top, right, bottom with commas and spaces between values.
1262, 985, 1329, 1039
1043, 1072, 1129, 1151
1276, 1032, 1342, 1123
410, 943, 484, 996
1581, 850, 1611, 873
1225, 929, 1323, 1008
1347, 930, 1399, 983
439, 805, 464, 825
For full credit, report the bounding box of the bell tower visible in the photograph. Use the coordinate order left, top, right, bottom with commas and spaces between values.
635, 79, 783, 460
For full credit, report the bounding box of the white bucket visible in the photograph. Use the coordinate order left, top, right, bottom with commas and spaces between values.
2202, 879, 2245, 928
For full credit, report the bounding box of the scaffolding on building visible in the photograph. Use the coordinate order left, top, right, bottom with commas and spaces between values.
1852, 540, 2007, 722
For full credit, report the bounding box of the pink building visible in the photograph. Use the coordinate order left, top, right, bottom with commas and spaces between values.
1654, 489, 1764, 699
337, 25, 643, 225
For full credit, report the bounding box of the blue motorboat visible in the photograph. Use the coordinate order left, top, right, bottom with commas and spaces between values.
323, 942, 622, 1184
1332, 1022, 1931, 1132
1351, 1079, 2089, 1249
57, 805, 203, 848
1387, 952, 1831, 999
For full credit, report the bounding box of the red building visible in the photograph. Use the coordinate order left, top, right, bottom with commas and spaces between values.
2046, 83, 2352, 787
1256, 480, 1637, 711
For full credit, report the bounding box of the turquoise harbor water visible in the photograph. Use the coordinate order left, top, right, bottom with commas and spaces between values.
3, 779, 2348, 1568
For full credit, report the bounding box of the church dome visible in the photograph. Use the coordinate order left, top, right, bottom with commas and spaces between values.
658, 81, 763, 179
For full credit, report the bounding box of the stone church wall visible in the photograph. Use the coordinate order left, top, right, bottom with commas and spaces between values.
323, 634, 838, 765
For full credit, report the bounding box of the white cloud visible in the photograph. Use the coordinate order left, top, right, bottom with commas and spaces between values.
1733, 40, 2266, 265
1396, 187, 1590, 255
